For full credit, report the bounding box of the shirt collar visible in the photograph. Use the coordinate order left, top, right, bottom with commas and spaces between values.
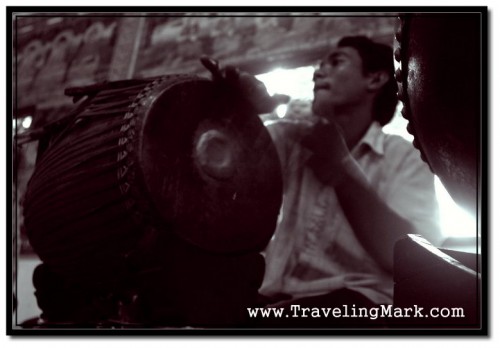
352, 122, 385, 157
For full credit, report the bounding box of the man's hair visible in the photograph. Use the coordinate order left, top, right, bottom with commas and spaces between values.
337, 36, 398, 126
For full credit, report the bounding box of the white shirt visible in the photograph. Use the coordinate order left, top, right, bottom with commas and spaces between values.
260, 120, 441, 304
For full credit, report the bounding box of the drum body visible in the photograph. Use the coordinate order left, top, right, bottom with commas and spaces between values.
395, 14, 480, 213
393, 14, 481, 328
23, 75, 283, 288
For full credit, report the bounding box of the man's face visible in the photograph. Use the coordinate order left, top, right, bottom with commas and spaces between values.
312, 46, 369, 119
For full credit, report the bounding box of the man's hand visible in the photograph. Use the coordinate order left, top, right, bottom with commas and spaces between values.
301, 119, 352, 185
200, 56, 289, 114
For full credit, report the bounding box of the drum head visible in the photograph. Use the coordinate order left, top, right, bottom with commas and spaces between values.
138, 78, 282, 253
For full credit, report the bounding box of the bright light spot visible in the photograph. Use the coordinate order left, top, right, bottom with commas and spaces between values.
22, 116, 33, 129
257, 66, 315, 102
435, 176, 477, 238
382, 102, 414, 142
276, 104, 288, 118
13, 119, 17, 129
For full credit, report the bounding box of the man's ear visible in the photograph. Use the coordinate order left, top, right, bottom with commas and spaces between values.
366, 71, 390, 91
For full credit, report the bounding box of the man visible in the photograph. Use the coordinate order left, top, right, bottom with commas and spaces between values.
201, 36, 441, 326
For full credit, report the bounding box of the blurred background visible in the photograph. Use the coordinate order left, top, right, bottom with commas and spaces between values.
12, 13, 478, 324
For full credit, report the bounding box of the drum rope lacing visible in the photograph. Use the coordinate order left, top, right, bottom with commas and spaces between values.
394, 15, 432, 171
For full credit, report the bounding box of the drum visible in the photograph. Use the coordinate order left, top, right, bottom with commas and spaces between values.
394, 14, 481, 214
23, 75, 283, 285
393, 14, 481, 328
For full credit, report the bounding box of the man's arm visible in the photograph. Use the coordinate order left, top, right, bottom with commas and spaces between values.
302, 121, 415, 274
332, 155, 414, 273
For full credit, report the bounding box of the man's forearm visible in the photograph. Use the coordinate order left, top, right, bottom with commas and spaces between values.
333, 155, 414, 273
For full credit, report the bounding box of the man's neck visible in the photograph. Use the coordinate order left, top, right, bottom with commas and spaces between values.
330, 107, 373, 150
345, 120, 372, 150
